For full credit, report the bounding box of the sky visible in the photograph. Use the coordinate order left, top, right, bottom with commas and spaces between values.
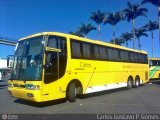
0, 0, 159, 59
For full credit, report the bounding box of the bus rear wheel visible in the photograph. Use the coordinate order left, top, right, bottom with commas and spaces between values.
127, 77, 133, 89
134, 78, 140, 88
68, 82, 76, 102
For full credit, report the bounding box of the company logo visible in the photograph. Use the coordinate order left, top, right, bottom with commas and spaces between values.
2, 114, 8, 120
1, 114, 18, 120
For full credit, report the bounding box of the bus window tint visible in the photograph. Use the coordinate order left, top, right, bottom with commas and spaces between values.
99, 47, 107, 60
144, 55, 148, 64
108, 48, 119, 61
47, 37, 58, 48
71, 41, 82, 58
130, 52, 137, 62
151, 60, 160, 66
94, 45, 100, 59
70, 39, 148, 64
138, 54, 144, 63
120, 50, 129, 62
59, 39, 67, 57
83, 43, 91, 59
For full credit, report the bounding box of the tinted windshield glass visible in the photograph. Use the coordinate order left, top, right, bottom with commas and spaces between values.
10, 36, 44, 80
150, 60, 160, 66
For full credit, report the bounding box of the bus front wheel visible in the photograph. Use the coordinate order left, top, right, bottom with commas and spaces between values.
68, 82, 76, 102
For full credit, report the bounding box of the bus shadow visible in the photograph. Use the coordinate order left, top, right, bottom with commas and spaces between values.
13, 86, 143, 107
14, 98, 67, 108
77, 87, 127, 99
14, 87, 132, 107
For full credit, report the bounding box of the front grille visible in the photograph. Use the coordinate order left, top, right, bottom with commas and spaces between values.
13, 84, 19, 87
13, 84, 25, 88
19, 85, 25, 88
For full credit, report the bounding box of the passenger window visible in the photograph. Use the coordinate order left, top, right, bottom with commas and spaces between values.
94, 45, 99, 59
120, 50, 129, 62
83, 43, 91, 59
130, 52, 136, 62
99, 47, 107, 60
71, 41, 82, 58
108, 48, 119, 61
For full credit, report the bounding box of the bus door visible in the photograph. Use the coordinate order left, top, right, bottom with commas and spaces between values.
41, 48, 61, 100
44, 48, 61, 84
44, 35, 67, 84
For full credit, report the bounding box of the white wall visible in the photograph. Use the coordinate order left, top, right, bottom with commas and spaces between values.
0, 59, 7, 69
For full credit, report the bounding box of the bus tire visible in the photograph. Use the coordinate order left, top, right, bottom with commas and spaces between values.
68, 82, 76, 102
134, 77, 140, 88
127, 77, 133, 89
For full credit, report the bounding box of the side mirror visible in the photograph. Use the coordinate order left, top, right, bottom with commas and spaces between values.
7, 55, 15, 68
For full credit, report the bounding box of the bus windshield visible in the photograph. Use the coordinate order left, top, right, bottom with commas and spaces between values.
150, 60, 160, 66
10, 36, 44, 81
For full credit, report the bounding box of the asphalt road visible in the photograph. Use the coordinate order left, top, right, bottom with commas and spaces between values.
0, 79, 160, 114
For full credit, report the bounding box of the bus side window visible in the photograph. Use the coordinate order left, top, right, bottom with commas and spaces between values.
108, 48, 119, 61
47, 37, 58, 48
99, 46, 107, 60
59, 39, 67, 57
94, 45, 99, 59
90, 45, 95, 59
120, 50, 129, 62
82, 43, 91, 59
71, 41, 83, 58
130, 52, 136, 63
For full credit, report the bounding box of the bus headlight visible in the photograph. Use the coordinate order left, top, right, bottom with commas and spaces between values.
25, 84, 40, 90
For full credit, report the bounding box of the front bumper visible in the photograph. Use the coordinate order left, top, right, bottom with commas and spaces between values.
8, 87, 42, 102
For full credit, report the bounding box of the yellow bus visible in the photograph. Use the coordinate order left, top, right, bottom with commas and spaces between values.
149, 58, 160, 80
8, 32, 149, 102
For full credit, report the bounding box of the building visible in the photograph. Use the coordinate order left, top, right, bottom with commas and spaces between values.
0, 39, 16, 80
0, 58, 10, 80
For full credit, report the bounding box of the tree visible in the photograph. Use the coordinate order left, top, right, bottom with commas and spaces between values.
104, 12, 124, 44
69, 31, 84, 37
135, 28, 148, 50
142, 20, 159, 57
123, 1, 148, 49
90, 9, 105, 40
120, 32, 133, 47
110, 38, 124, 45
141, 0, 160, 48
78, 23, 96, 38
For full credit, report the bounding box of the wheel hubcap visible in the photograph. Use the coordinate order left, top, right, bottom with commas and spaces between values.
136, 80, 139, 86
129, 81, 132, 87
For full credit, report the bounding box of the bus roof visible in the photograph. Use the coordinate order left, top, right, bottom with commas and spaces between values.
149, 58, 160, 61
19, 32, 147, 54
